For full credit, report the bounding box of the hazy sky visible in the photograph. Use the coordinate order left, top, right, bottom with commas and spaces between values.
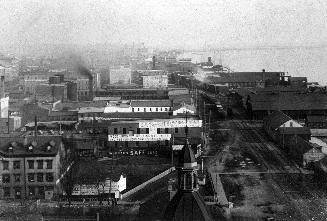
1, 0, 327, 49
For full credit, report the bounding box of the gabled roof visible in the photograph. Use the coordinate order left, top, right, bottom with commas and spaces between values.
173, 103, 196, 112
264, 111, 292, 130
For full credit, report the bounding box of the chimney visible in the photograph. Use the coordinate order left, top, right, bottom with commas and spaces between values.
152, 56, 156, 70
0, 76, 4, 98
208, 57, 212, 64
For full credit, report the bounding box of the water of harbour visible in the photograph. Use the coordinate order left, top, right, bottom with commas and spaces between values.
182, 46, 327, 85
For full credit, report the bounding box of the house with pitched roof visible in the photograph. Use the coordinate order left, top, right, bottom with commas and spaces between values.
263, 111, 311, 147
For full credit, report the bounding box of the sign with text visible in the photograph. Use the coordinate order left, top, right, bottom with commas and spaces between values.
108, 134, 171, 141
139, 119, 202, 129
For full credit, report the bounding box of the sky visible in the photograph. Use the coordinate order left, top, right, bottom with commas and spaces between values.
1, 0, 327, 50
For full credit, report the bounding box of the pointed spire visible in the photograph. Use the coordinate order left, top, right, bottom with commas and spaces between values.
185, 111, 189, 143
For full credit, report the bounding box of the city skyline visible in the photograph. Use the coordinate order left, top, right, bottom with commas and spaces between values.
1, 0, 327, 51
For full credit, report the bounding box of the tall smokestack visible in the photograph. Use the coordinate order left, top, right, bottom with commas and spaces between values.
152, 56, 156, 70
76, 66, 93, 101
0, 76, 4, 98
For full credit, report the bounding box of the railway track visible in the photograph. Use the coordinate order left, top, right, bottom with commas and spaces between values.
231, 119, 327, 220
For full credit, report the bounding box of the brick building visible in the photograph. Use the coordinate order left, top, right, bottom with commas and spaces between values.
0, 136, 66, 199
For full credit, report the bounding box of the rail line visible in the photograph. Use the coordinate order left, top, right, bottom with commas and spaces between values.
231, 119, 327, 220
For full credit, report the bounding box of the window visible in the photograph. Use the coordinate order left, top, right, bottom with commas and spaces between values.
132, 108, 134, 112
28, 160, 34, 169
13, 161, 20, 169
14, 174, 21, 183
28, 186, 35, 196
137, 108, 140, 111
2, 174, 10, 183
290, 122, 293, 127
37, 173, 43, 182
144, 108, 146, 112
46, 173, 54, 182
3, 187, 10, 197
114, 128, 118, 134
137, 128, 140, 134
150, 108, 152, 111
157, 128, 160, 134
37, 160, 43, 169
46, 160, 53, 169
123, 128, 126, 134
165, 108, 168, 111
14, 187, 21, 199
28, 173, 35, 182
146, 128, 149, 134
38, 186, 45, 197
156, 108, 158, 112
2, 161, 9, 170
165, 128, 169, 133
175, 128, 179, 133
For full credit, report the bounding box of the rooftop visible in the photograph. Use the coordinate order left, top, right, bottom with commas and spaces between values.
250, 93, 327, 111
0, 135, 62, 157
264, 111, 292, 130
131, 100, 171, 107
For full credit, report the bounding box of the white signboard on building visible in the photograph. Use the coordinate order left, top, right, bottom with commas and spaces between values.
108, 134, 171, 141
139, 119, 202, 129
172, 145, 184, 150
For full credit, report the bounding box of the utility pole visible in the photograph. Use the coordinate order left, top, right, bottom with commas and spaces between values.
171, 133, 174, 167
7, 111, 10, 134
209, 110, 212, 131
203, 102, 206, 134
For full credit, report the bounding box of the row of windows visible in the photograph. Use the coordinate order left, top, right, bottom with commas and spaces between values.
3, 186, 54, 198
114, 140, 169, 147
113, 127, 181, 134
78, 91, 89, 96
131, 107, 169, 112
2, 160, 53, 170
2, 173, 54, 183
27, 160, 53, 170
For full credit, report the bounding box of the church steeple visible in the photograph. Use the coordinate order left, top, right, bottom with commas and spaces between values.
163, 130, 214, 221
177, 143, 199, 192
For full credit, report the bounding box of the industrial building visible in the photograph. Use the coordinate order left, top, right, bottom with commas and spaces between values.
263, 111, 311, 147
107, 117, 203, 156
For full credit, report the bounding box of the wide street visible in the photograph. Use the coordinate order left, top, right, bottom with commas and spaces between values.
200, 94, 327, 220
